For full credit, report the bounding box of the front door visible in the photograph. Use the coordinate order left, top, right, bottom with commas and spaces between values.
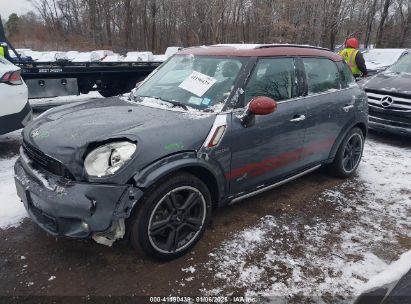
227, 57, 308, 196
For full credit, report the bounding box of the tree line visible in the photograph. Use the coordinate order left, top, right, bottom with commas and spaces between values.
3, 0, 410, 53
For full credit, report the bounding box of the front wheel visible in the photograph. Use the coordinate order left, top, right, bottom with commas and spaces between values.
331, 127, 364, 178
129, 173, 212, 260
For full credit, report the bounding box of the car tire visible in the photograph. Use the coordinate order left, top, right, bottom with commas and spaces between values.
129, 172, 212, 260
331, 127, 364, 178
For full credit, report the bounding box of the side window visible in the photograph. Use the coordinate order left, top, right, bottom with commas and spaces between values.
303, 58, 341, 94
244, 58, 297, 104
337, 60, 356, 88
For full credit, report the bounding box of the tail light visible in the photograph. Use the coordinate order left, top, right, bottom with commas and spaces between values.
1, 70, 23, 85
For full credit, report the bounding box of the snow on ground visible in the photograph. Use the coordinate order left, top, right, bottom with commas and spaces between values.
0, 131, 27, 229
180, 138, 411, 300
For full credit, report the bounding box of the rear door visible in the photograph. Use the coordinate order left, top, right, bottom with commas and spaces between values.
228, 57, 308, 195
298, 57, 355, 167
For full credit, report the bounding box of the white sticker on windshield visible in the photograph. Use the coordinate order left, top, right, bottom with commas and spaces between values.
178, 71, 217, 97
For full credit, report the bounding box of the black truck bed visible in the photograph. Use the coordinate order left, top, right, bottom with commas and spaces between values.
16, 60, 162, 99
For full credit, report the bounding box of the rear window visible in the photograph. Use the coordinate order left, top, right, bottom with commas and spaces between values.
303, 58, 341, 94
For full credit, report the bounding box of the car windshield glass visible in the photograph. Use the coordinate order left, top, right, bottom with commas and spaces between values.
134, 55, 246, 111
387, 53, 411, 74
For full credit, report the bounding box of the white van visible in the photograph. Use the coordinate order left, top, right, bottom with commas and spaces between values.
0, 57, 32, 135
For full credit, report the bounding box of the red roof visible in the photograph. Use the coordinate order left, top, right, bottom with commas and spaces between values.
178, 44, 342, 61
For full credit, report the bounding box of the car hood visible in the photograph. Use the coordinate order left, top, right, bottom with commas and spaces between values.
23, 97, 216, 180
363, 72, 411, 94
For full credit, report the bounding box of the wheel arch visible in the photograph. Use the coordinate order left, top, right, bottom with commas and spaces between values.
132, 153, 226, 209
327, 120, 368, 162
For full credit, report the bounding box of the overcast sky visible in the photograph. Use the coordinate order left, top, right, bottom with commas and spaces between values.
0, 0, 34, 19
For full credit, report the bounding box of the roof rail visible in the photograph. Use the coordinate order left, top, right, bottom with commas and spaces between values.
256, 44, 331, 52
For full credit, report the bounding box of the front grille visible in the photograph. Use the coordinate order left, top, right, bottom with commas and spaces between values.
23, 142, 74, 180
366, 90, 411, 112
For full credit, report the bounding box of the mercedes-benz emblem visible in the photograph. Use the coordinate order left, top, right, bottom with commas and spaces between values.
380, 95, 394, 108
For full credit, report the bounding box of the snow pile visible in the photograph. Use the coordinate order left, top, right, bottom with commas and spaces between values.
65, 51, 79, 61
153, 54, 167, 62
165, 47, 181, 57
12, 47, 172, 63
363, 49, 407, 71
71, 51, 101, 62
102, 54, 125, 62
93, 50, 114, 59
124, 51, 154, 62
37, 51, 68, 62
182, 138, 411, 299
22, 50, 44, 61
0, 132, 27, 229
29, 91, 102, 110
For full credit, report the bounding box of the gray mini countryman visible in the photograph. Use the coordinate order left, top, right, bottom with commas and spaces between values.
14, 45, 368, 260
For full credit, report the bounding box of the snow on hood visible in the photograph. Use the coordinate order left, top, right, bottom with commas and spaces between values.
363, 49, 407, 71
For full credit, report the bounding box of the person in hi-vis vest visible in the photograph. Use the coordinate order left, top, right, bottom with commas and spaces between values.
339, 38, 368, 78
0, 43, 5, 58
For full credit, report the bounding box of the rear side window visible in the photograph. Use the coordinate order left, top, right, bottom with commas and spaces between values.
244, 58, 297, 104
303, 58, 341, 94
337, 61, 356, 88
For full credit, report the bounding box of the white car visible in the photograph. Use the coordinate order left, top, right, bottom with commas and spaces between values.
0, 56, 32, 135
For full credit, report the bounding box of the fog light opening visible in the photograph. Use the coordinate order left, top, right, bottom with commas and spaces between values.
80, 221, 90, 232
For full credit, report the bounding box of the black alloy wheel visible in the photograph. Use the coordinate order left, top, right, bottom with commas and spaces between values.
342, 133, 363, 173
331, 127, 364, 178
148, 186, 206, 254
129, 173, 211, 260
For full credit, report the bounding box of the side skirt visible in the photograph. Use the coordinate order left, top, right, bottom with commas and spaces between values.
228, 164, 322, 205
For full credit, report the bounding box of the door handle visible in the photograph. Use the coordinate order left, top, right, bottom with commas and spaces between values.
289, 115, 306, 122
343, 105, 354, 112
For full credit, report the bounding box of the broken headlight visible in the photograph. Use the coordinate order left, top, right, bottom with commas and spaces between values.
84, 142, 137, 177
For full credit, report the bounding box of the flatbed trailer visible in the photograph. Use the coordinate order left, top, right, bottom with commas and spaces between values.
0, 18, 161, 99
17, 60, 162, 99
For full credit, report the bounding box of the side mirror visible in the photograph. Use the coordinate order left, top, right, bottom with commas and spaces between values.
242, 96, 277, 127
249, 96, 277, 115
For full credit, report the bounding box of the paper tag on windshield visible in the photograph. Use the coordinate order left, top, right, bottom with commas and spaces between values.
178, 71, 217, 97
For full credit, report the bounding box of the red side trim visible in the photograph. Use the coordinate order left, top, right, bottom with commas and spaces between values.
225, 137, 335, 180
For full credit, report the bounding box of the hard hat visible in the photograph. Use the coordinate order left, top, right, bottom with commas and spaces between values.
345, 38, 359, 49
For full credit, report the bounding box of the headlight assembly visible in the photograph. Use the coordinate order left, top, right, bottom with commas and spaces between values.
84, 142, 137, 177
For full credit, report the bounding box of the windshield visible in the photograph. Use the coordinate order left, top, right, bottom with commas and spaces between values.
387, 53, 411, 74
134, 55, 246, 111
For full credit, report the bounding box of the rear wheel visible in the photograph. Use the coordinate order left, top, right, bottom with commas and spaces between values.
331, 127, 364, 178
129, 173, 211, 260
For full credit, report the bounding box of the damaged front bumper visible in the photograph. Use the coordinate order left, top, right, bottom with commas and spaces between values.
14, 153, 144, 245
